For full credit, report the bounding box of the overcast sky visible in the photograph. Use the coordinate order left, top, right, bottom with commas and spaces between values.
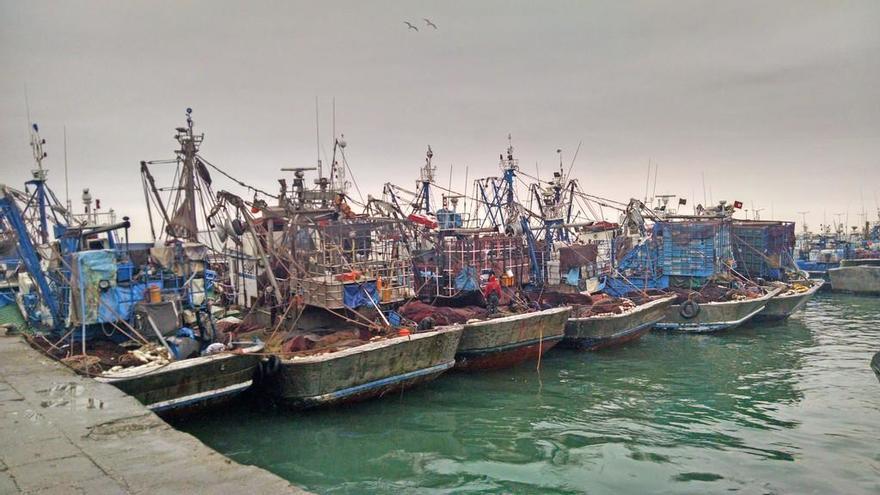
1, 0, 878, 240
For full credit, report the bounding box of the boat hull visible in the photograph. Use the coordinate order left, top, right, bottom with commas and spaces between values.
754, 280, 824, 321
266, 325, 463, 408
95, 345, 263, 415
828, 265, 880, 296
654, 289, 780, 333
560, 295, 676, 351
872, 351, 880, 384
455, 307, 570, 370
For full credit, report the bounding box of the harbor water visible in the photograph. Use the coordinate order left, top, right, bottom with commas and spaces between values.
173, 293, 880, 494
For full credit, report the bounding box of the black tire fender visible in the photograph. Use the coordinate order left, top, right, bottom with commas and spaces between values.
680, 299, 701, 319
264, 355, 281, 377
253, 359, 265, 384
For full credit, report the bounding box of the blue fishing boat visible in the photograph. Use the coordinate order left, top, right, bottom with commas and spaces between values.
1, 114, 263, 415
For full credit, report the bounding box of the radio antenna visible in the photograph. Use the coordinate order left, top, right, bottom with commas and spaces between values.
315, 96, 322, 180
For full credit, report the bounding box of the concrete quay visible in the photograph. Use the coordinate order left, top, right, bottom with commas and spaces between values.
0, 333, 308, 494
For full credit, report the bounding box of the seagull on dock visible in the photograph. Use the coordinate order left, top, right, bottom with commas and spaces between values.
423, 18, 438, 29
404, 21, 418, 31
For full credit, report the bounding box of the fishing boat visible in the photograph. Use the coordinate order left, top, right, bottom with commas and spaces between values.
754, 279, 824, 321
395, 300, 569, 370
3, 113, 266, 415
540, 292, 677, 350
94, 340, 264, 413
382, 144, 569, 370
454, 306, 569, 369
730, 219, 824, 320
872, 351, 880, 384
654, 285, 782, 333
262, 325, 463, 408
828, 259, 880, 296
215, 139, 468, 408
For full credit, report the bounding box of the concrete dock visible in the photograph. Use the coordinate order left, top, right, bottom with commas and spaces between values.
0, 332, 308, 494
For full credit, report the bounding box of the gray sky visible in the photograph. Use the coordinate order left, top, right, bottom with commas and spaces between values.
2, 0, 878, 241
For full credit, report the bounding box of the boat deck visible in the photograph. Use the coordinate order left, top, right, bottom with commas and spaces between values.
0, 332, 309, 494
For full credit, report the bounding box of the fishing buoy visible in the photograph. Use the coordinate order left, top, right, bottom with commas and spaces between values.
398, 328, 412, 337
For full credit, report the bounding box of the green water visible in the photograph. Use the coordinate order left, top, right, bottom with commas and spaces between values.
173, 294, 880, 494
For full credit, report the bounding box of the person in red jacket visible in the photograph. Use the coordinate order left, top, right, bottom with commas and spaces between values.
484, 272, 502, 313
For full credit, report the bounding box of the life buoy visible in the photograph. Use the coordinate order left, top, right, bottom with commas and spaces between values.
680, 299, 701, 319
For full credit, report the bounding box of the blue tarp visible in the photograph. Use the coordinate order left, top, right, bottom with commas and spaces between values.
565, 267, 580, 286
97, 282, 150, 323
343, 282, 379, 308
74, 250, 117, 325
454, 266, 479, 291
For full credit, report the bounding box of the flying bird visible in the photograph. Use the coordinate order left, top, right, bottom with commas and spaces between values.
404, 21, 418, 31
423, 18, 437, 29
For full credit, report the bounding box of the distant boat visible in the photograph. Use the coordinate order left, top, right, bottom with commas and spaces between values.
827, 259, 880, 296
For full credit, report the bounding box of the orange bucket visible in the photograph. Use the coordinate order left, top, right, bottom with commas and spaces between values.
147, 285, 162, 303
398, 328, 411, 337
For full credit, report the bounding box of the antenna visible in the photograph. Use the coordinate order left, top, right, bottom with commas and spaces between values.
315, 96, 322, 180
448, 163, 453, 192
797, 211, 809, 233
701, 171, 707, 206
463, 165, 469, 222
643, 159, 651, 203
651, 162, 659, 203
565, 140, 582, 180
64, 126, 71, 213
24, 85, 32, 128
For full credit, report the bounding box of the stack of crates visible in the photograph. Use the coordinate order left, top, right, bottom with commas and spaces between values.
731, 221, 795, 281
606, 218, 734, 295
656, 219, 731, 288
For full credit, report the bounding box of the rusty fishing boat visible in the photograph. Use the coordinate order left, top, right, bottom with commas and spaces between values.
387, 144, 569, 370
216, 138, 463, 408
517, 158, 678, 350
604, 203, 786, 333
730, 219, 823, 320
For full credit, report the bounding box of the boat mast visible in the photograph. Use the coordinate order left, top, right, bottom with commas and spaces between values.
28, 123, 50, 244
168, 108, 202, 242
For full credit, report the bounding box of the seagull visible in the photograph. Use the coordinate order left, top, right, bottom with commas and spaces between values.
423, 18, 437, 29
404, 21, 418, 31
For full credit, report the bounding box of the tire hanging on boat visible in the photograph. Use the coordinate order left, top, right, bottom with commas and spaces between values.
254, 356, 280, 385
680, 299, 701, 319
264, 355, 281, 376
